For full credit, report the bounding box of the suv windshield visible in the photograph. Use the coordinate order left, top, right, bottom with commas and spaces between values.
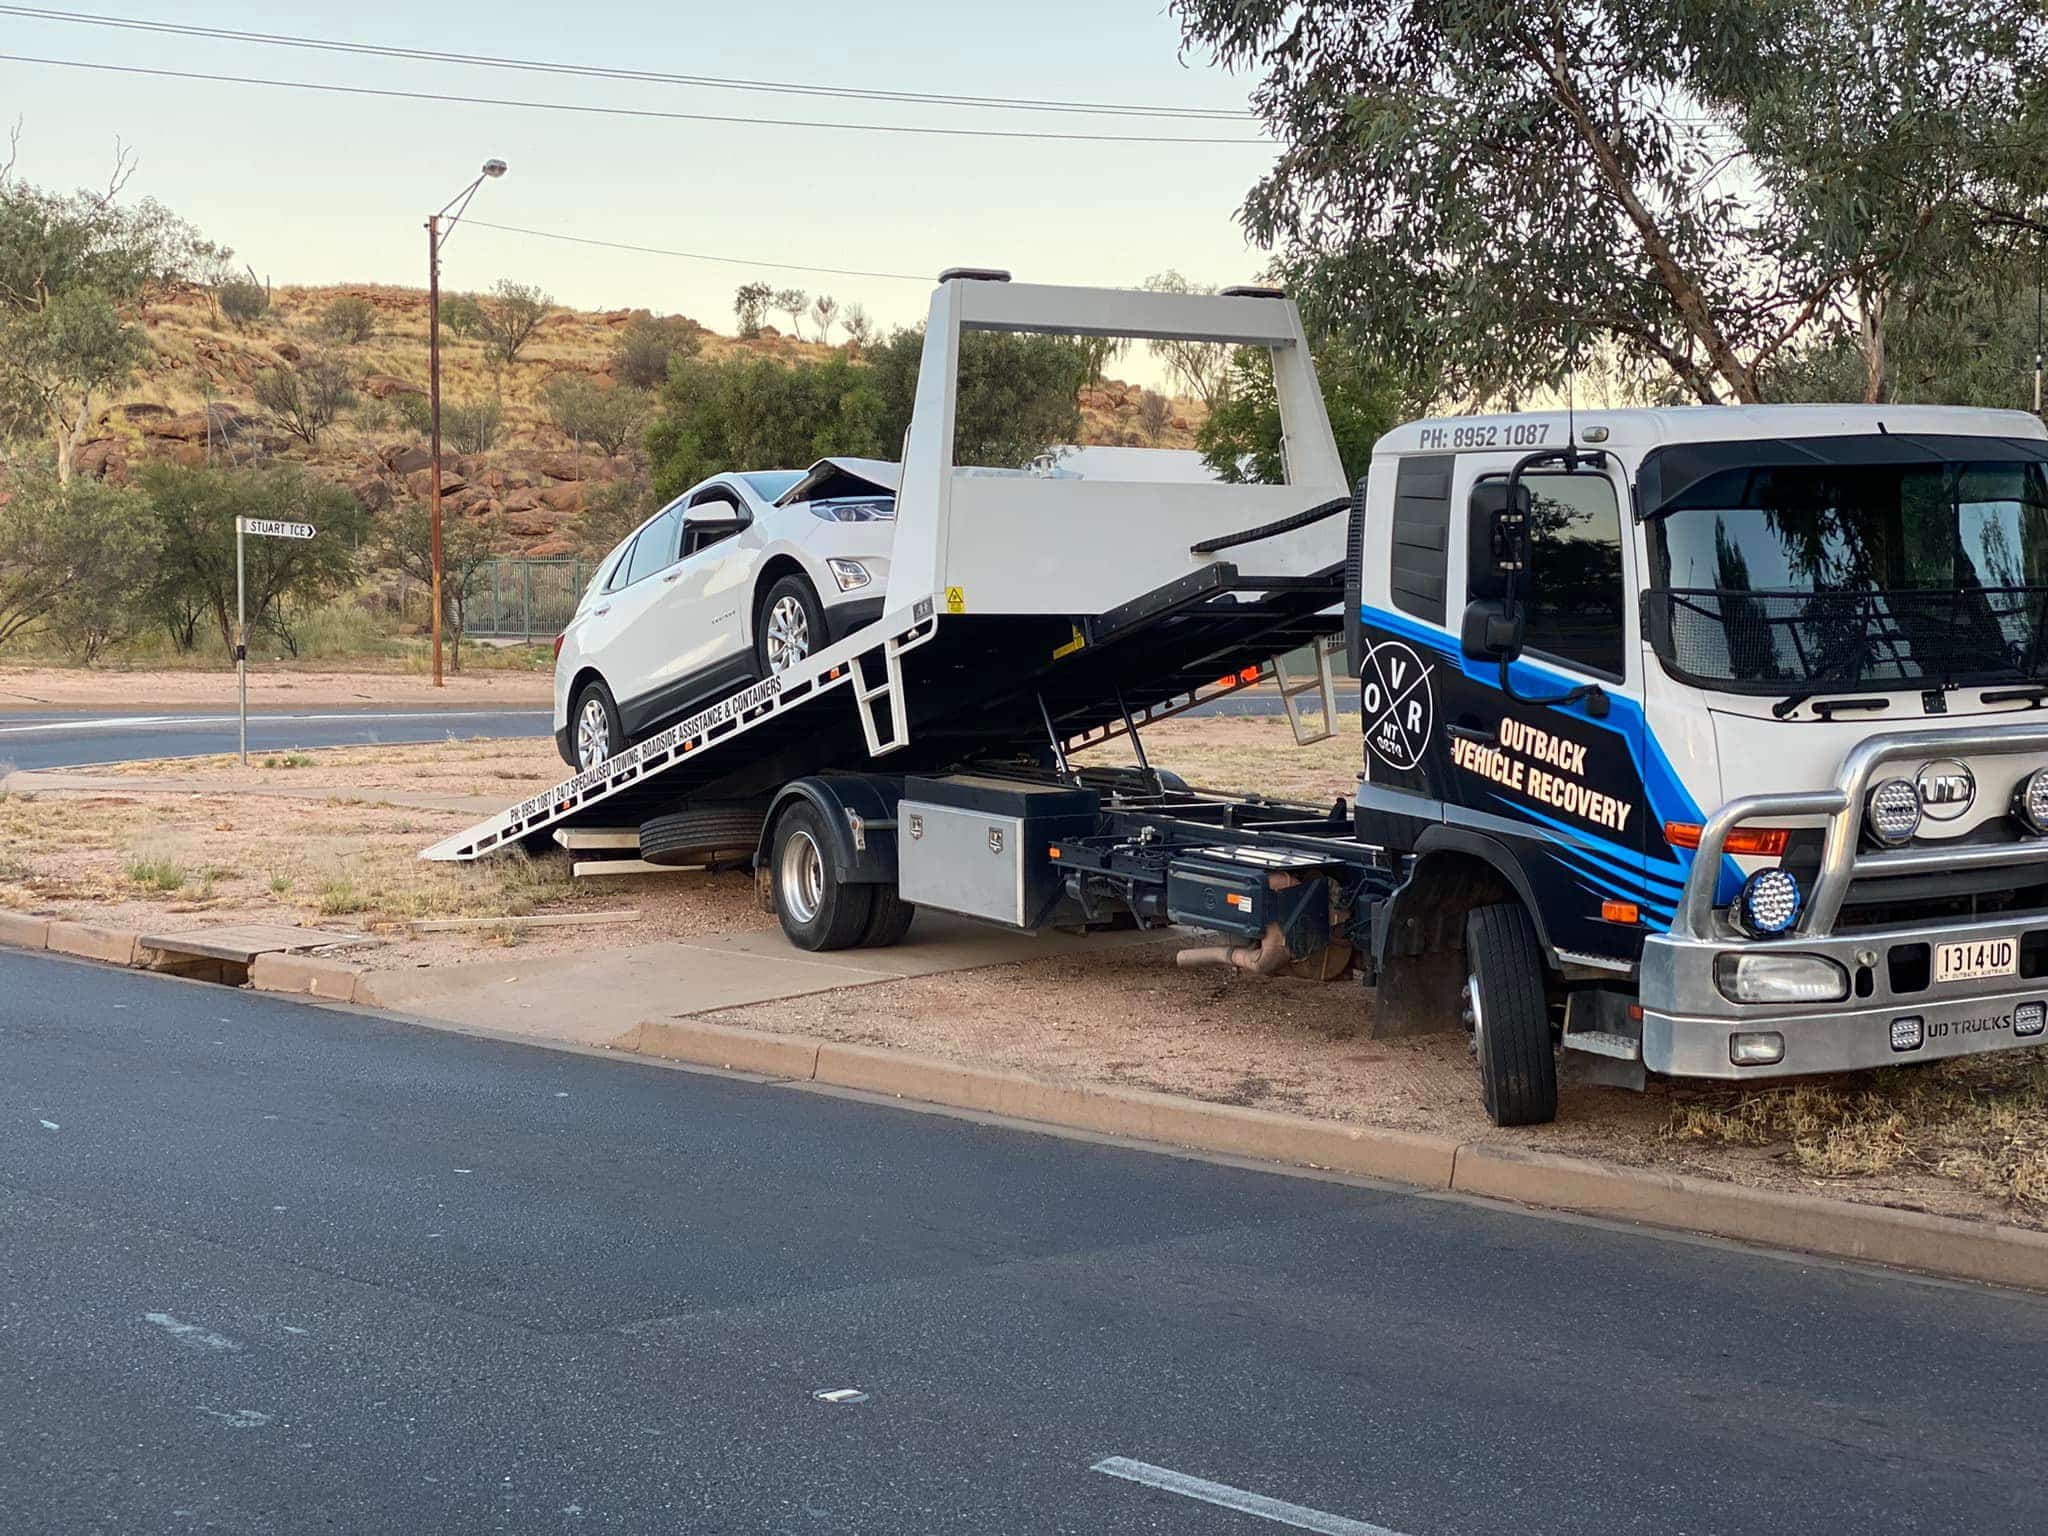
1646, 460, 2048, 692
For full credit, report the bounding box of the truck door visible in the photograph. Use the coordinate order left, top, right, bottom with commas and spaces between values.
1362, 455, 1655, 963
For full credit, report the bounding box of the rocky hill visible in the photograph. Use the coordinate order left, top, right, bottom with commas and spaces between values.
69, 283, 1205, 558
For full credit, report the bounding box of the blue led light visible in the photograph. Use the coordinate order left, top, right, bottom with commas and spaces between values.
1738, 868, 1802, 936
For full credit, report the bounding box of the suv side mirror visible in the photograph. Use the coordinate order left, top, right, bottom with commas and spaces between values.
683, 503, 744, 530
1461, 480, 1531, 661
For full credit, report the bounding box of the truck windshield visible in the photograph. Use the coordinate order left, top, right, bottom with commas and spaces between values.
1645, 460, 2048, 692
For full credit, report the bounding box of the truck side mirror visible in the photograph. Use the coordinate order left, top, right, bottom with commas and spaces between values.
1465, 480, 1531, 602
1461, 480, 1531, 661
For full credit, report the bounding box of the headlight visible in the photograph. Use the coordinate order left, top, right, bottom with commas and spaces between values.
826, 558, 872, 592
808, 499, 896, 523
2013, 769, 2048, 835
1866, 777, 1921, 846
1715, 952, 1849, 1005
1734, 868, 1802, 936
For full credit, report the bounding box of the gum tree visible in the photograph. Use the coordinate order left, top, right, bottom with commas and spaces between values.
1171, 0, 2048, 405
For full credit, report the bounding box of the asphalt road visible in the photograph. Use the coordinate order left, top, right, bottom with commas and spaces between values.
5, 952, 2045, 1534
0, 706, 552, 771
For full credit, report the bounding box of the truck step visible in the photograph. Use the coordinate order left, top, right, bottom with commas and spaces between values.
1561, 1029, 1643, 1062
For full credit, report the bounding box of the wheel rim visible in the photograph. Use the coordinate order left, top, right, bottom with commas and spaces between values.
1462, 971, 1486, 1060
779, 828, 825, 924
576, 697, 611, 770
765, 595, 811, 675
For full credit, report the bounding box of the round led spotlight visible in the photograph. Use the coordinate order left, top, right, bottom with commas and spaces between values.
2013, 768, 2048, 836
1736, 867, 1803, 937
1866, 777, 1921, 847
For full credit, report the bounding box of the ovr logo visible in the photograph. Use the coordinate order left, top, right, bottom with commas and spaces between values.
1361, 639, 1434, 772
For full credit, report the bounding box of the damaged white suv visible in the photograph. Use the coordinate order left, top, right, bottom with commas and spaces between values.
553, 458, 898, 770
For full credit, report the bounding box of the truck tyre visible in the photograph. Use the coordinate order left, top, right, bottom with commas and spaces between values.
858, 883, 916, 947
639, 803, 767, 867
756, 574, 827, 680
1463, 902, 1558, 1127
771, 800, 873, 951
568, 679, 623, 771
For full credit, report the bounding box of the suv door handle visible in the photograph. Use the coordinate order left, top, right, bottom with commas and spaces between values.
594, 605, 611, 616
663, 571, 681, 583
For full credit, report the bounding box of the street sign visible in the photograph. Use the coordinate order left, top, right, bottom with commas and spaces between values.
238, 518, 317, 540
233, 516, 318, 763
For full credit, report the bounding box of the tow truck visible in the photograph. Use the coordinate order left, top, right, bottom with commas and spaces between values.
427, 273, 2048, 1125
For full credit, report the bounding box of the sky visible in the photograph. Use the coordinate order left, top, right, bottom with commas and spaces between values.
0, 2, 1282, 339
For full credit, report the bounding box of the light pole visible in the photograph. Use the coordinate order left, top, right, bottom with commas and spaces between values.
427, 157, 507, 686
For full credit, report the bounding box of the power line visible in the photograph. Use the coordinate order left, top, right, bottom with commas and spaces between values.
0, 5, 1253, 122
0, 53, 1268, 145
461, 218, 931, 283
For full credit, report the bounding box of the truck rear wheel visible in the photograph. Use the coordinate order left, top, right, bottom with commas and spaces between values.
1463, 902, 1558, 1127
771, 801, 873, 951
858, 883, 916, 948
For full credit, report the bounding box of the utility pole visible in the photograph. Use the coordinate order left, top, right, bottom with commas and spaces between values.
428, 211, 445, 688
425, 159, 508, 688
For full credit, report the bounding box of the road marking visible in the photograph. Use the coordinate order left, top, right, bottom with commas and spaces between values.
143, 1313, 241, 1351
195, 1405, 272, 1429
0, 709, 548, 736
38, 1119, 58, 1131
813, 1387, 868, 1403
1090, 1458, 1409, 1536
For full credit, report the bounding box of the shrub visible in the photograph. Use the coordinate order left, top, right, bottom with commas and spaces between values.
217, 280, 269, 328
478, 279, 551, 366
250, 352, 357, 445
320, 295, 377, 343
612, 315, 700, 390
541, 374, 648, 457
441, 294, 485, 337
389, 392, 503, 452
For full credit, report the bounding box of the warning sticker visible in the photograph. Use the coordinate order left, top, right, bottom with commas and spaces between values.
945, 586, 967, 614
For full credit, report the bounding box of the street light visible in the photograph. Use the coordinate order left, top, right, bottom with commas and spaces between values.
426, 158, 508, 686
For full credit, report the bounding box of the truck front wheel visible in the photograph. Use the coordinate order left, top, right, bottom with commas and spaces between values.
771, 801, 873, 951
1463, 902, 1559, 1127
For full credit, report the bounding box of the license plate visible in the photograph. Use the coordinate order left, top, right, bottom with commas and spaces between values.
1935, 939, 2017, 983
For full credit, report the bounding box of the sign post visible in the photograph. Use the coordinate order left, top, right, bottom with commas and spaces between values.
233, 518, 317, 766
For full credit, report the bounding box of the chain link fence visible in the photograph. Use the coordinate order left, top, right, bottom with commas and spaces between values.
459, 558, 593, 642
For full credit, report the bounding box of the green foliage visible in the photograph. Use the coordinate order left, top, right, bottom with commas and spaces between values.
1141, 270, 1228, 405
319, 294, 377, 343
216, 280, 269, 328
541, 373, 649, 457
733, 282, 772, 339
0, 286, 145, 455
393, 392, 504, 453
1198, 339, 1411, 490
611, 314, 700, 390
250, 352, 357, 445
441, 293, 485, 338
380, 499, 497, 670
0, 466, 152, 650
478, 279, 551, 366
141, 463, 368, 654
126, 857, 186, 891
1172, 0, 2048, 406
773, 287, 808, 338
647, 328, 1089, 499
1075, 334, 1128, 387
578, 471, 656, 557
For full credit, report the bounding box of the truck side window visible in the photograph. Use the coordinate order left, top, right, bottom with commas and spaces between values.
1522, 472, 1626, 678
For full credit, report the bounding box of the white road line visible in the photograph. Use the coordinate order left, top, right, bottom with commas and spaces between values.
0, 709, 547, 736
1090, 1457, 1411, 1536
143, 1312, 241, 1351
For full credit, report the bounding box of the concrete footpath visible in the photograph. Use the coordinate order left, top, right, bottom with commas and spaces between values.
1, 914, 2043, 1294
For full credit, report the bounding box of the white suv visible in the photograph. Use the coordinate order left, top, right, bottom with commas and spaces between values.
553, 459, 897, 770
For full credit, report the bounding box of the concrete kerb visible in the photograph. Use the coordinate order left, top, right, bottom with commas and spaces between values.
620, 1014, 2048, 1293
0, 917, 372, 1002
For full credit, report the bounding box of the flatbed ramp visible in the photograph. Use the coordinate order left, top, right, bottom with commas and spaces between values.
421, 561, 1345, 863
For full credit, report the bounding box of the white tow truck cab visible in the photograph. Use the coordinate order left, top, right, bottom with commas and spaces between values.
430, 274, 2048, 1126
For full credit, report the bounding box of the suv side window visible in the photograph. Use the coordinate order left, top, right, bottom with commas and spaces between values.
1521, 472, 1626, 678
684, 486, 747, 558
624, 508, 682, 586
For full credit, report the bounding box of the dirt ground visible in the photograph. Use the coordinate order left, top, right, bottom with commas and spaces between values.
6, 723, 2044, 1233
0, 663, 554, 711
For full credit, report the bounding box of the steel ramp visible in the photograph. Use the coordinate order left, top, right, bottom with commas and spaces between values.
421, 562, 1347, 863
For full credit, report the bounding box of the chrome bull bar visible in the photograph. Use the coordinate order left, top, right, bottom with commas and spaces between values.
1675, 721, 2048, 942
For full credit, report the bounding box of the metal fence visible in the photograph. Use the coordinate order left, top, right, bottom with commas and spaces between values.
460, 558, 593, 642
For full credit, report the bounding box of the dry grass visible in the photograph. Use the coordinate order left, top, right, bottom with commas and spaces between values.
1667, 1057, 2048, 1215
